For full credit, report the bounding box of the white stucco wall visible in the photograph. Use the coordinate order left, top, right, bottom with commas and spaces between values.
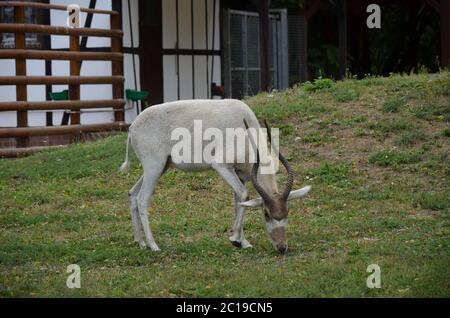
162, 0, 221, 102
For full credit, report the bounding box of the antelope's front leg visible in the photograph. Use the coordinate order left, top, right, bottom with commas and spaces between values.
229, 192, 253, 249
210, 163, 252, 249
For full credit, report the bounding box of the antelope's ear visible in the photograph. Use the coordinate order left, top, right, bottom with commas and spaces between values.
238, 197, 263, 208
287, 186, 311, 201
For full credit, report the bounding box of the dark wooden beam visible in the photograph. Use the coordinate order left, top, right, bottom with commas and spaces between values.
139, 0, 163, 105
441, 0, 450, 67
337, 0, 347, 79
298, 11, 308, 82
425, 0, 440, 13
254, 0, 270, 91
305, 0, 322, 21
80, 0, 97, 50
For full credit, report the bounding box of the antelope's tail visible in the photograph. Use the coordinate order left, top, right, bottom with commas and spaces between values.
119, 133, 131, 172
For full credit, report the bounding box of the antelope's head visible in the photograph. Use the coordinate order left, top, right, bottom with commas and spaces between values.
240, 120, 311, 254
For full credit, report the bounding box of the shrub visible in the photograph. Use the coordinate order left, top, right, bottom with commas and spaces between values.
303, 77, 334, 92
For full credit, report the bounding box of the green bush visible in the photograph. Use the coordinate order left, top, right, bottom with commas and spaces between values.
303, 77, 334, 92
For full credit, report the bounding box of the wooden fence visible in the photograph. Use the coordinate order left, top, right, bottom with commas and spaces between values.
0, 1, 127, 157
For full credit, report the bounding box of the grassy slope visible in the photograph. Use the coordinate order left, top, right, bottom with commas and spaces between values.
0, 72, 449, 297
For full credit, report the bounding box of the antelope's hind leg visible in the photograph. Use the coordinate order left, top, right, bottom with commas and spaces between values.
129, 175, 145, 248
136, 158, 167, 251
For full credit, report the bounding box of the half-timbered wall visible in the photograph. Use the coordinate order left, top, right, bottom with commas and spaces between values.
162, 0, 221, 102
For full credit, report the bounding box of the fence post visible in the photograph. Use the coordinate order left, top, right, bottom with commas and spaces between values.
111, 14, 124, 122
14, 6, 28, 148
69, 34, 81, 126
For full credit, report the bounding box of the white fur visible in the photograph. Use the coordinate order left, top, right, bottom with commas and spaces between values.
267, 218, 288, 233
120, 99, 310, 251
119, 134, 131, 172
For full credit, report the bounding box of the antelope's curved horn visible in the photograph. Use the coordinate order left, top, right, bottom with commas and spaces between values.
243, 119, 274, 204
263, 120, 294, 201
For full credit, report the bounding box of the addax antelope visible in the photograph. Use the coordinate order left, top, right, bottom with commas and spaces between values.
120, 99, 310, 253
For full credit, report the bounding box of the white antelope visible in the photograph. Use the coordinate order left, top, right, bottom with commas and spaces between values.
120, 99, 311, 253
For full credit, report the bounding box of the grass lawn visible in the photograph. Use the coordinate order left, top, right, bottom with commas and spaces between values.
0, 72, 449, 297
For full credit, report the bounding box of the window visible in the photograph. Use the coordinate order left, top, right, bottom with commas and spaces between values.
223, 9, 288, 99
0, 0, 49, 49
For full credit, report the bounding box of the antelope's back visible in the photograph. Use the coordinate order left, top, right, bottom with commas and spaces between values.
131, 99, 260, 134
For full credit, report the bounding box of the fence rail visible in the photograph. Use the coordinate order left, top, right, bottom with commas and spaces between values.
0, 50, 123, 61
0, 122, 128, 138
0, 2, 125, 156
0, 1, 119, 15
0, 99, 126, 111
0, 23, 123, 38
0, 76, 125, 85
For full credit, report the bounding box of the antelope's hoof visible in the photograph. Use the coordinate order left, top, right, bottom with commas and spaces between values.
136, 241, 147, 249
229, 237, 253, 249
148, 243, 161, 252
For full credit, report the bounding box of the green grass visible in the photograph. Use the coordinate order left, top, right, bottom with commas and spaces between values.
369, 149, 424, 167
444, 127, 450, 137
366, 120, 411, 134
333, 88, 360, 103
415, 192, 450, 211
1, 72, 449, 297
382, 97, 405, 113
412, 103, 450, 121
395, 131, 426, 146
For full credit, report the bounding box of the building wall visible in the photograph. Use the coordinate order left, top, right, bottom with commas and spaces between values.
162, 0, 221, 102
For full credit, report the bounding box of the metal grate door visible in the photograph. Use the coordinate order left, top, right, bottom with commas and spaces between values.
223, 9, 288, 99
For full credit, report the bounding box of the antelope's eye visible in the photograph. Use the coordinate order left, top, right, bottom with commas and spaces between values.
264, 210, 270, 222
